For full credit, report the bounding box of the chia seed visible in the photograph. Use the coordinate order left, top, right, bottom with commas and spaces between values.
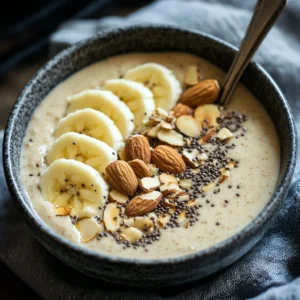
88, 107, 247, 248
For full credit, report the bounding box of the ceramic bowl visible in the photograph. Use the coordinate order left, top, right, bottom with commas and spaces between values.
3, 26, 296, 287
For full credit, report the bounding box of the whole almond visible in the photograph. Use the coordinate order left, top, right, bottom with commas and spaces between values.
125, 135, 151, 164
105, 160, 138, 196
128, 159, 151, 178
172, 103, 193, 118
151, 145, 186, 174
180, 79, 220, 107
126, 190, 162, 216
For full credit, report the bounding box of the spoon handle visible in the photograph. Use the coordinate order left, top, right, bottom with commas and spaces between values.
219, 0, 287, 107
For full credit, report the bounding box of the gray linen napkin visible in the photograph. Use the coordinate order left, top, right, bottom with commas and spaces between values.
1, 0, 300, 299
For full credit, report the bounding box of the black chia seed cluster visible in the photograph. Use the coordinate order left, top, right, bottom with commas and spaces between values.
91, 107, 248, 250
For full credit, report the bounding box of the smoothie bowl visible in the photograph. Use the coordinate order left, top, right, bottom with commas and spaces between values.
3, 26, 296, 287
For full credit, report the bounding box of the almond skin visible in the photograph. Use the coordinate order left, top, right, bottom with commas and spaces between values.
151, 145, 186, 174
180, 79, 220, 107
125, 135, 151, 164
172, 103, 193, 118
199, 130, 215, 144
126, 191, 162, 216
128, 159, 151, 178
105, 161, 138, 196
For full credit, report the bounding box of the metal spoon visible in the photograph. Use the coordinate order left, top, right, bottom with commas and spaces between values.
219, 0, 287, 107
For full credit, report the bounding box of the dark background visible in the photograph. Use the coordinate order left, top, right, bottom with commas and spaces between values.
0, 1, 151, 298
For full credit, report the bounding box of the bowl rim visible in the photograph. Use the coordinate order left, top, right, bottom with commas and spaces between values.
3, 24, 297, 265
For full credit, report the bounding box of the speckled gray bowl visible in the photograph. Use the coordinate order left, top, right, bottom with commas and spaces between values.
3, 26, 296, 287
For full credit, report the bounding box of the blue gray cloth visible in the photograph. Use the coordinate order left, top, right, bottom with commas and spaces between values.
1, 0, 300, 299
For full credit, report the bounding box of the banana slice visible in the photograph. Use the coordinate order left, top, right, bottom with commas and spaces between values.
40, 159, 108, 217
54, 108, 124, 150
103, 79, 155, 131
46, 132, 117, 174
66, 90, 134, 139
124, 63, 182, 111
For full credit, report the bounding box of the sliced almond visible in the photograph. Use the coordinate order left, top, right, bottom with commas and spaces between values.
128, 159, 151, 178
167, 192, 179, 199
118, 146, 127, 161
191, 168, 200, 174
179, 179, 193, 189
228, 161, 235, 170
154, 108, 168, 119
109, 189, 129, 204
177, 211, 186, 223
182, 149, 200, 168
157, 129, 184, 146
157, 214, 171, 228
126, 190, 162, 216
151, 145, 186, 174
177, 193, 190, 201
176, 116, 200, 137
148, 163, 159, 175
184, 65, 199, 85
194, 104, 220, 127
172, 103, 193, 118
217, 128, 233, 141
199, 130, 216, 144
177, 189, 187, 196
55, 206, 72, 216
186, 199, 197, 206
160, 182, 181, 195
168, 207, 176, 214
125, 135, 151, 164
186, 138, 192, 146
160, 121, 173, 130
166, 187, 186, 199
163, 199, 177, 208
159, 173, 178, 185
139, 176, 160, 192
125, 216, 154, 232
147, 123, 161, 138
148, 212, 158, 221
103, 202, 120, 233
219, 170, 230, 183
165, 115, 176, 124
180, 79, 220, 107
202, 181, 216, 192
198, 153, 209, 161
147, 116, 161, 127
120, 227, 143, 242
75, 218, 99, 243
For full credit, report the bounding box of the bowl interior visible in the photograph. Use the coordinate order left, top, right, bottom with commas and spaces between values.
4, 26, 296, 263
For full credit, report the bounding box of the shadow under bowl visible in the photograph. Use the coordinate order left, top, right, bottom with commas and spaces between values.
3, 26, 297, 287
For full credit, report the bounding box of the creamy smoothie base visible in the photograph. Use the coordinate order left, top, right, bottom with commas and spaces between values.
21, 53, 280, 259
